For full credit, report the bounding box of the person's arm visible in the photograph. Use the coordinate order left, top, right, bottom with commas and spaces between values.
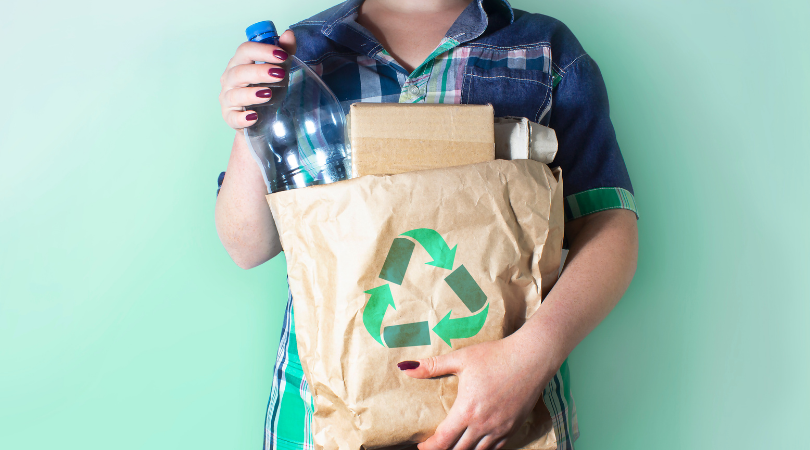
214, 31, 297, 269
403, 209, 638, 450
215, 133, 282, 269
517, 208, 638, 369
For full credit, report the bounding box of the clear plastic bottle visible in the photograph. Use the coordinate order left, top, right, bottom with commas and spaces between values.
244, 21, 351, 193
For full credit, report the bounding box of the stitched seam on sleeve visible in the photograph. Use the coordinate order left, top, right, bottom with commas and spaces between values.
560, 53, 588, 73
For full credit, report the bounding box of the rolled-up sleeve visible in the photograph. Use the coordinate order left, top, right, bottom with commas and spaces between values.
549, 54, 638, 221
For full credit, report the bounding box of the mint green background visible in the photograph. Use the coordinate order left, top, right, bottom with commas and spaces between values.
1, 0, 808, 448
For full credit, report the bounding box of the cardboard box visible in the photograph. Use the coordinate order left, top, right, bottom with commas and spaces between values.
348, 103, 495, 177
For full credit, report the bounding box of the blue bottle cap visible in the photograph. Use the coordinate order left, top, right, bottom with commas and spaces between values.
246, 21, 278, 42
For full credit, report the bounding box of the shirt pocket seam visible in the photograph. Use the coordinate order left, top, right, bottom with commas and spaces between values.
466, 72, 552, 89
463, 66, 552, 123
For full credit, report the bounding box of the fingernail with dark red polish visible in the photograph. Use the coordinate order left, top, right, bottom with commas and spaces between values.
246, 113, 258, 121
397, 361, 420, 371
256, 89, 272, 98
273, 50, 288, 61
269, 68, 285, 78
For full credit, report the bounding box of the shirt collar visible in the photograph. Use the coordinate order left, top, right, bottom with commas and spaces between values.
321, 0, 515, 59
445, 0, 514, 43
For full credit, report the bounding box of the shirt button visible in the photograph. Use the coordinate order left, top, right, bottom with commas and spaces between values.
408, 85, 421, 96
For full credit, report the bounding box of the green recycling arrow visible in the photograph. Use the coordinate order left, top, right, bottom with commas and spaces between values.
362, 284, 396, 345
401, 228, 457, 270
363, 228, 490, 348
433, 304, 489, 347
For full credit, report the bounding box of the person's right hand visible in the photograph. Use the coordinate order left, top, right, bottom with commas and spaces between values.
219, 30, 297, 131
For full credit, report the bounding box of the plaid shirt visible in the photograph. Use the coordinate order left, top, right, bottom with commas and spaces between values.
218, 1, 639, 448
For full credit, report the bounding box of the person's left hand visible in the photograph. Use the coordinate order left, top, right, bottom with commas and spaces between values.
399, 333, 559, 450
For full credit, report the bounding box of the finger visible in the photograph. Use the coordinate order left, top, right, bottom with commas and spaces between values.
471, 435, 496, 450
399, 352, 462, 379
226, 41, 290, 70
492, 437, 508, 450
222, 86, 274, 110
417, 418, 466, 450
278, 29, 297, 55
451, 428, 481, 450
223, 63, 286, 90
224, 109, 259, 130
418, 395, 473, 450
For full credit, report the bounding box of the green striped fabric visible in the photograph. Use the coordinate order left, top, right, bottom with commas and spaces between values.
564, 187, 638, 221
265, 293, 315, 450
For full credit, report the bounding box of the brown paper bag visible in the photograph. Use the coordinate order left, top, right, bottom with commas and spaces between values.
266, 160, 564, 450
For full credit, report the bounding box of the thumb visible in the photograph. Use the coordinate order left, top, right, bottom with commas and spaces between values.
398, 353, 461, 379
278, 29, 297, 56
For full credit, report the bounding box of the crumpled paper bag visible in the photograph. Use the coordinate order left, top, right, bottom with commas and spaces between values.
266, 159, 564, 450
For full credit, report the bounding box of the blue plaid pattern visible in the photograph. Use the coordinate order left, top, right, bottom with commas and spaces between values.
215, 1, 642, 448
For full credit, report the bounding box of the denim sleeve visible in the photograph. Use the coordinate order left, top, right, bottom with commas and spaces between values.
549, 54, 638, 221
216, 171, 225, 197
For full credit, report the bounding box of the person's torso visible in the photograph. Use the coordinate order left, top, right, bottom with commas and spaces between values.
263, 3, 585, 449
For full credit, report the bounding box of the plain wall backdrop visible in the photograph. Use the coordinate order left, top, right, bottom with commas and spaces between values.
1, 0, 808, 448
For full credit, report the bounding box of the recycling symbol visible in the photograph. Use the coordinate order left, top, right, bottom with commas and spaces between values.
362, 228, 489, 348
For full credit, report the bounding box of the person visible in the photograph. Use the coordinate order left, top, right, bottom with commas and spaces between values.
215, 1, 639, 449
